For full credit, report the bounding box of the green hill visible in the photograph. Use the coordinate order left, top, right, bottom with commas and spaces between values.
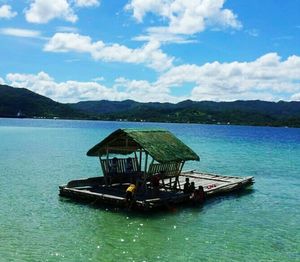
70, 99, 300, 127
0, 85, 87, 119
1, 84, 300, 127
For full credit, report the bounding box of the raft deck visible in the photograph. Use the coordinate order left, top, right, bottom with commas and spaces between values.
59, 171, 254, 210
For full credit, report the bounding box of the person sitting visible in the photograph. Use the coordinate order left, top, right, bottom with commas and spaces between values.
183, 177, 190, 194
191, 186, 206, 204
151, 173, 160, 196
125, 157, 134, 174
190, 182, 195, 193
125, 184, 136, 206
109, 157, 118, 175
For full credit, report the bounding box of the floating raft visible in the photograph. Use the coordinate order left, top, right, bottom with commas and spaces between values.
59, 170, 254, 211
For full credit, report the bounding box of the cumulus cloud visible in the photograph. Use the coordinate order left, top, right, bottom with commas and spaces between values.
25, 0, 77, 23
4, 71, 180, 103
6, 72, 122, 103
126, 0, 241, 42
4, 53, 300, 103
291, 93, 300, 101
44, 33, 174, 71
113, 77, 182, 102
156, 53, 300, 101
0, 28, 41, 38
0, 77, 5, 84
25, 0, 100, 24
0, 4, 17, 19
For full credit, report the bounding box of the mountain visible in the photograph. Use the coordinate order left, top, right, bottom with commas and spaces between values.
70, 99, 300, 127
0, 85, 87, 119
1, 84, 300, 127
69, 99, 140, 114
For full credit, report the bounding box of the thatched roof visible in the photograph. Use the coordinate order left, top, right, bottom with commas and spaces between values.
87, 128, 200, 163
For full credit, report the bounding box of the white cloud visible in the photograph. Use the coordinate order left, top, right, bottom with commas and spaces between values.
113, 53, 300, 102
0, 28, 41, 38
44, 33, 174, 71
133, 33, 198, 44
25, 0, 100, 24
4, 71, 181, 103
0, 4, 17, 19
113, 77, 181, 102
126, 0, 242, 42
4, 53, 300, 103
291, 93, 300, 101
155, 53, 300, 101
25, 0, 77, 23
6, 72, 123, 103
0, 77, 5, 84
74, 0, 100, 7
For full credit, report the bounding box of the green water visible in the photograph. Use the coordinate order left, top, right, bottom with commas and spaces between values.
0, 119, 299, 261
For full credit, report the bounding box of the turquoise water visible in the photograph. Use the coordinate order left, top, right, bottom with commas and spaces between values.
0, 119, 299, 261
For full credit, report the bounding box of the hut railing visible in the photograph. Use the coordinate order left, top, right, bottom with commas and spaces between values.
147, 161, 183, 190
147, 161, 181, 177
101, 157, 139, 175
100, 157, 139, 184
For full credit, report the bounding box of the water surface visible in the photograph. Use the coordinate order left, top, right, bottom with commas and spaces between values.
0, 119, 299, 261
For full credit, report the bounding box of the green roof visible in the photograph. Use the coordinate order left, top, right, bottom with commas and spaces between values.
87, 128, 200, 163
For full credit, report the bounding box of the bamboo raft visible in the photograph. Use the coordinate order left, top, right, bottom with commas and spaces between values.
59, 128, 254, 211
59, 170, 254, 210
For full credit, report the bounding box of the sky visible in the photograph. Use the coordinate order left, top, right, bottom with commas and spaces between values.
0, 0, 300, 103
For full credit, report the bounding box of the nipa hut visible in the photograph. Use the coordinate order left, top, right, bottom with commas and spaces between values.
87, 128, 200, 190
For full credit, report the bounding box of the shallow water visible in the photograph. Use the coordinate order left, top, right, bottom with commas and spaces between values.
0, 119, 299, 261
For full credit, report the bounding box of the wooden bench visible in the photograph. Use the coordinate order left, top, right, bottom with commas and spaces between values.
147, 162, 182, 190
100, 157, 139, 185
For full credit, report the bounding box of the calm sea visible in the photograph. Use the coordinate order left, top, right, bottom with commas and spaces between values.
0, 119, 299, 261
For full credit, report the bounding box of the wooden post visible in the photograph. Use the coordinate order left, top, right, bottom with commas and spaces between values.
171, 161, 183, 190
175, 161, 185, 190
144, 152, 148, 173
143, 152, 149, 192
139, 148, 142, 172
106, 147, 110, 186
98, 155, 102, 175
99, 155, 107, 186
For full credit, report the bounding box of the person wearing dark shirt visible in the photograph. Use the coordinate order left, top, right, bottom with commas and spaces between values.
183, 177, 190, 194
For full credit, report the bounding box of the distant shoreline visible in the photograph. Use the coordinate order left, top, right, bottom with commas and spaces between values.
1, 116, 297, 129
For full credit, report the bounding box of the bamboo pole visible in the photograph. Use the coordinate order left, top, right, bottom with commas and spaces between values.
139, 148, 142, 172
106, 147, 109, 185
144, 152, 149, 174
143, 152, 149, 191
174, 161, 185, 190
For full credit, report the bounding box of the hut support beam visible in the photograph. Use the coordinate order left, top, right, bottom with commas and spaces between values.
143, 152, 149, 193
174, 161, 185, 190
139, 148, 142, 172
99, 155, 108, 186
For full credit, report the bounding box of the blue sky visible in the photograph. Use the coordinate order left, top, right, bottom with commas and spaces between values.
0, 0, 300, 102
